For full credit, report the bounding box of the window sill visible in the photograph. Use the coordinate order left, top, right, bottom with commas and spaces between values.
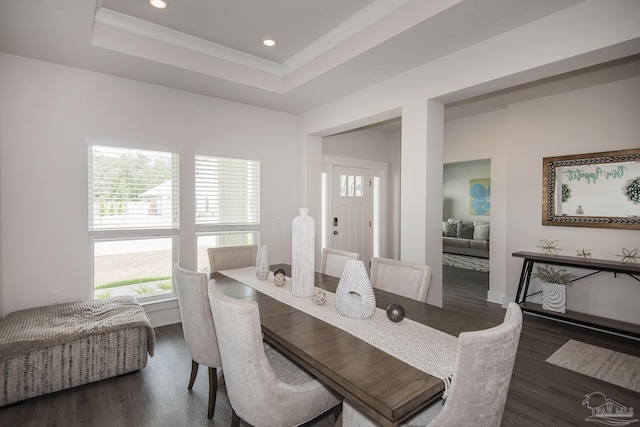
140, 296, 178, 312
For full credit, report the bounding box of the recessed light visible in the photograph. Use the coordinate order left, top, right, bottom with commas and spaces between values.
262, 38, 277, 47
149, 0, 168, 9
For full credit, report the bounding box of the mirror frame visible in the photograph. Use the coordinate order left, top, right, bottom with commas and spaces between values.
542, 148, 640, 230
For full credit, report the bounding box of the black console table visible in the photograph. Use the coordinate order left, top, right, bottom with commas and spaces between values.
513, 251, 640, 340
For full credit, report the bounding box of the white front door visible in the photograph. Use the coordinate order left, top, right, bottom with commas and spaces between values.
331, 166, 372, 269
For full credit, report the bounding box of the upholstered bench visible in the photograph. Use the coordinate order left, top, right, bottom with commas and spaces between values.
0, 296, 155, 406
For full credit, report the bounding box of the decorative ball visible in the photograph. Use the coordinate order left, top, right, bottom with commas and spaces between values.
273, 268, 287, 287
311, 288, 327, 305
386, 304, 405, 322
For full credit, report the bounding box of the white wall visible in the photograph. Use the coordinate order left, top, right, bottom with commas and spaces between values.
443, 159, 491, 222
0, 53, 298, 321
445, 75, 640, 324
322, 129, 394, 163
387, 132, 401, 259
322, 129, 401, 258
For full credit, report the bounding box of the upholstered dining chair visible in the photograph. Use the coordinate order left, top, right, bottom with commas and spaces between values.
207, 245, 257, 276
370, 257, 432, 302
207, 281, 342, 427
173, 263, 222, 419
402, 302, 523, 427
320, 248, 360, 278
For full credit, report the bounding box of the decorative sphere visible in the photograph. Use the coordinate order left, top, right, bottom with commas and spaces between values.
386, 304, 405, 322
273, 268, 287, 287
312, 288, 327, 305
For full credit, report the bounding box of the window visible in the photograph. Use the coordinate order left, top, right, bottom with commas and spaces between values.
340, 174, 363, 197
372, 176, 381, 258
195, 155, 260, 273
88, 143, 179, 301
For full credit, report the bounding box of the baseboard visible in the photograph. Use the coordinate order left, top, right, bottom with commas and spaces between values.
141, 298, 181, 328
147, 308, 181, 328
486, 290, 504, 305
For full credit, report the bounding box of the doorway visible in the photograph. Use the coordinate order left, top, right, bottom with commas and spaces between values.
331, 165, 371, 267
322, 157, 387, 271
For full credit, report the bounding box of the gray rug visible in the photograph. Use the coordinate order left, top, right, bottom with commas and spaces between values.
546, 339, 640, 393
442, 253, 489, 272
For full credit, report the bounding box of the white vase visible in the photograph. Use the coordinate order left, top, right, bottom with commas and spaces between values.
542, 282, 566, 313
256, 244, 269, 280
334, 260, 376, 319
292, 208, 315, 297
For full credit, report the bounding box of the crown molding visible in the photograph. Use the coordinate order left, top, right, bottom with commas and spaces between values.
94, 7, 282, 76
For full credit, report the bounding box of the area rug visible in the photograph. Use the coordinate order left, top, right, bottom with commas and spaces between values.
442, 253, 489, 272
546, 339, 640, 393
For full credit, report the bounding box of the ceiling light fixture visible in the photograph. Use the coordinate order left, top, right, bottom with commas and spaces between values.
149, 0, 168, 9
262, 38, 277, 47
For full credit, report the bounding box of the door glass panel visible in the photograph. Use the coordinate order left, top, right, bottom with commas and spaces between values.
341, 174, 364, 198
355, 176, 363, 197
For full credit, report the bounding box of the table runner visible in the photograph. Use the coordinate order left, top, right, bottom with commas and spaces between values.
220, 267, 457, 396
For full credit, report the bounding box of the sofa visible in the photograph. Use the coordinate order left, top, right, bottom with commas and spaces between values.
442, 218, 490, 258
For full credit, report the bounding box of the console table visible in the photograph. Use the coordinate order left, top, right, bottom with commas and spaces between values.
513, 251, 640, 340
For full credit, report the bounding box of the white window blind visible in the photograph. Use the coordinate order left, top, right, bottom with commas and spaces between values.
195, 155, 260, 229
88, 145, 179, 231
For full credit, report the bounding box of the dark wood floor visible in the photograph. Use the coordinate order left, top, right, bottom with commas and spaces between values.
1, 266, 638, 426
441, 266, 640, 427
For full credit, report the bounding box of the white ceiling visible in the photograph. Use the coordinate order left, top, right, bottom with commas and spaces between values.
101, 0, 376, 64
0, 0, 589, 114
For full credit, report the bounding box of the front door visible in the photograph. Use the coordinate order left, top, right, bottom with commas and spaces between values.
330, 166, 372, 269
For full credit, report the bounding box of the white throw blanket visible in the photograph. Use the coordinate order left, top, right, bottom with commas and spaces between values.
220, 267, 457, 395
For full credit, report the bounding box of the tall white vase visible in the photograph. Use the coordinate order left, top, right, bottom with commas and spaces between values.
256, 244, 269, 280
292, 208, 315, 297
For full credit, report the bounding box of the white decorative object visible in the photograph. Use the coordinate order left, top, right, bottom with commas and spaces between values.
292, 208, 315, 297
311, 288, 327, 306
542, 282, 566, 313
273, 268, 287, 287
334, 260, 376, 319
576, 248, 592, 260
536, 239, 561, 256
256, 244, 269, 280
616, 248, 638, 264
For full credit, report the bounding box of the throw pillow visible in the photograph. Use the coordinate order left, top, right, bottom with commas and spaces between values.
474, 223, 490, 240
456, 222, 474, 239
443, 222, 457, 237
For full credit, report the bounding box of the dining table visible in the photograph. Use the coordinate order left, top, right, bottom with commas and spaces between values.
212, 264, 495, 427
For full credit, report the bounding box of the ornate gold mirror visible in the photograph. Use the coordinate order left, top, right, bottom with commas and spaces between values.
542, 148, 640, 229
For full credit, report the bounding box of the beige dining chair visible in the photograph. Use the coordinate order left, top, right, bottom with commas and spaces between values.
370, 257, 432, 302
320, 248, 360, 278
173, 263, 222, 419
207, 245, 257, 276
207, 281, 342, 427
402, 302, 523, 426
